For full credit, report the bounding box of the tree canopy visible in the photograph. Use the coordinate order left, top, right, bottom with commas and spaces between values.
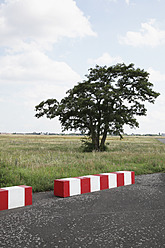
35, 63, 160, 151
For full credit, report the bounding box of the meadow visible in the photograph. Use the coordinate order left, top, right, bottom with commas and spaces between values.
0, 134, 165, 192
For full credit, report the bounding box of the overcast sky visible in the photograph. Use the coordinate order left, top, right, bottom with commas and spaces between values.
0, 0, 165, 134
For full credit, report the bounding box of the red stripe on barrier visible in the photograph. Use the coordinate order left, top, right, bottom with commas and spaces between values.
95, 174, 109, 190
0, 189, 8, 211
19, 185, 32, 206
131, 171, 135, 184
77, 177, 90, 194
54, 180, 70, 197
113, 172, 124, 187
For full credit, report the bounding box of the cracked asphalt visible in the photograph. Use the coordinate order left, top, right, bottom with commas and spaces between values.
0, 173, 165, 248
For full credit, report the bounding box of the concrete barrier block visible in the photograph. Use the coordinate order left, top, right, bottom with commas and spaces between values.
83, 175, 100, 192
66, 178, 81, 196
54, 179, 70, 197
117, 171, 135, 185
110, 172, 125, 187
0, 185, 32, 211
100, 173, 117, 188
54, 171, 135, 198
76, 177, 90, 194
94, 174, 109, 190
19, 185, 33, 206
54, 178, 81, 197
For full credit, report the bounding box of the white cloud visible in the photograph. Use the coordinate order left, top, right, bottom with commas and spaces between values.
0, 48, 82, 107
125, 0, 130, 5
88, 52, 123, 66
119, 19, 165, 47
148, 67, 165, 106
0, 0, 93, 127
148, 67, 165, 83
146, 67, 165, 133
0, 0, 91, 107
107, 0, 130, 4
0, 0, 96, 51
0, 48, 81, 85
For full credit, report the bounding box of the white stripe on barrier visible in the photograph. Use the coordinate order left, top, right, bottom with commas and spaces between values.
2, 186, 25, 209
117, 171, 132, 185
62, 178, 81, 196
84, 175, 100, 192
100, 173, 117, 188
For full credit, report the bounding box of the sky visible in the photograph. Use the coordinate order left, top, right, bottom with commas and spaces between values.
0, 0, 165, 134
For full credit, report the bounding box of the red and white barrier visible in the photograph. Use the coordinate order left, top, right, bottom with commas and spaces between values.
54, 171, 135, 197
117, 171, 135, 185
0, 185, 32, 211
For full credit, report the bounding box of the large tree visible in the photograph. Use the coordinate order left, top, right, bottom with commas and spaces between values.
35, 63, 160, 151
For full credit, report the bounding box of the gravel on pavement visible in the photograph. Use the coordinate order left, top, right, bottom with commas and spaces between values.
0, 173, 165, 248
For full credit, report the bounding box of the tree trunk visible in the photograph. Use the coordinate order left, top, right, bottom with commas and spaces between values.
90, 125, 99, 151
89, 116, 100, 151
92, 132, 99, 151
100, 126, 108, 150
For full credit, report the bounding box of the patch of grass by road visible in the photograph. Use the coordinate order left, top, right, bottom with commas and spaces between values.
0, 135, 165, 192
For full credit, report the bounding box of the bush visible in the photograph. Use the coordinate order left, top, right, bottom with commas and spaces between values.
81, 139, 108, 152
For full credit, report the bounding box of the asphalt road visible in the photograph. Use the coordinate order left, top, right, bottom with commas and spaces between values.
0, 173, 165, 248
157, 138, 165, 144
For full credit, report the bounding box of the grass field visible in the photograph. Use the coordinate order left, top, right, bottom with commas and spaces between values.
0, 134, 165, 192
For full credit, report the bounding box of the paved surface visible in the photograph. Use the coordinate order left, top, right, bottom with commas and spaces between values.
0, 173, 165, 248
157, 138, 165, 144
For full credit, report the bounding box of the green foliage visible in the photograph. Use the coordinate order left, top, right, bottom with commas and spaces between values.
35, 63, 160, 151
81, 137, 108, 152
81, 139, 96, 152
